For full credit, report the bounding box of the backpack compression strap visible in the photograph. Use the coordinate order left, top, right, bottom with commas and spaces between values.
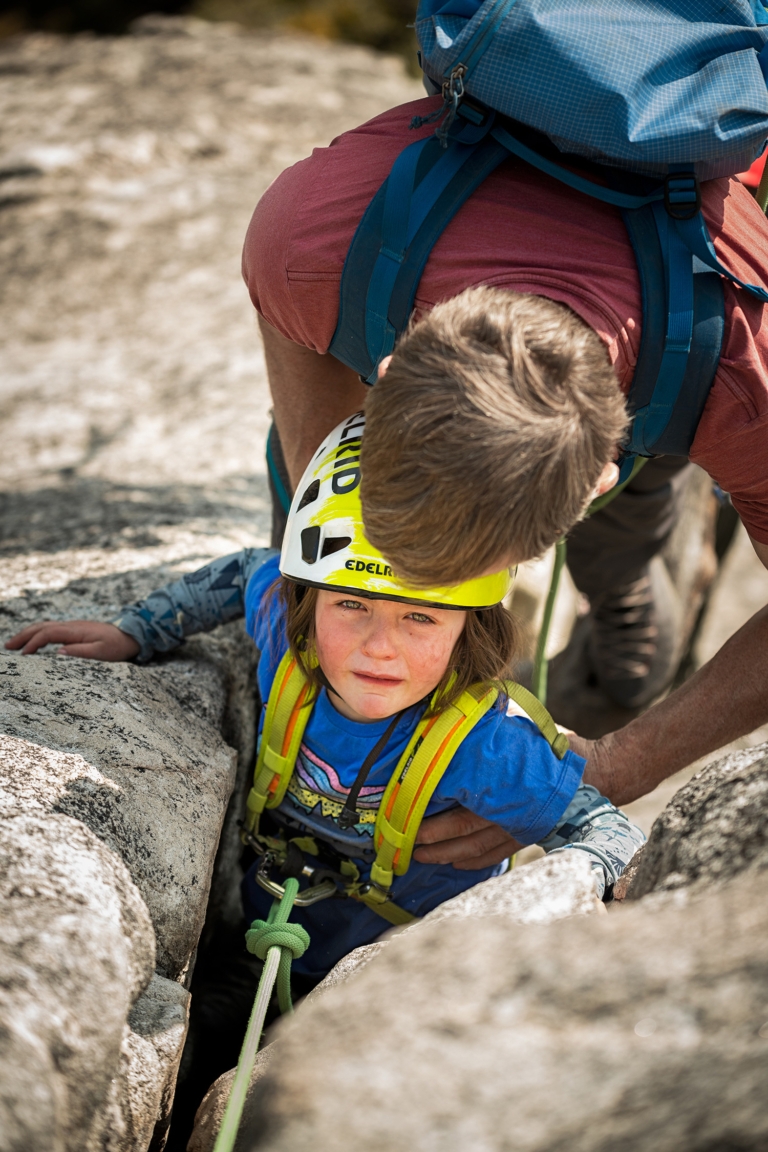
244, 649, 315, 835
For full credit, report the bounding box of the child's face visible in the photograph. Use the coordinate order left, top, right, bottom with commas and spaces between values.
314, 591, 467, 723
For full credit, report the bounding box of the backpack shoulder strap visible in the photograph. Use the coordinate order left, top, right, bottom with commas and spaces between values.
622, 201, 724, 460
329, 119, 509, 381
330, 112, 728, 459
367, 680, 568, 901
244, 650, 315, 834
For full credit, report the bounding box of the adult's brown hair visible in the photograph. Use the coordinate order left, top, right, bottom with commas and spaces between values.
361, 287, 628, 587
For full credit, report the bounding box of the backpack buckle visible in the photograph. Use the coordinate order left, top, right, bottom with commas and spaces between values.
664, 173, 700, 220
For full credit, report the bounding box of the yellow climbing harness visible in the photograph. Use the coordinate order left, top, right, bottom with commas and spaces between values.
244, 650, 569, 925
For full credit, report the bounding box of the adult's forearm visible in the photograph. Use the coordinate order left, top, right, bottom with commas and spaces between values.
584, 604, 768, 806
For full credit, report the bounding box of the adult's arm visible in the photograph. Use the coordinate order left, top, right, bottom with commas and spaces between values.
416, 538, 768, 863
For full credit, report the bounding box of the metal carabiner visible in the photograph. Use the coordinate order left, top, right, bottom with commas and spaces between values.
436, 64, 467, 147
253, 852, 338, 907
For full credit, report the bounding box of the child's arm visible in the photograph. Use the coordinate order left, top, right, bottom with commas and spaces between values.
5, 548, 276, 663
537, 784, 646, 900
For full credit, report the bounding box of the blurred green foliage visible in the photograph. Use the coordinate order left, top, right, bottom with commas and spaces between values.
194, 0, 417, 63
0, 0, 187, 35
0, 0, 419, 68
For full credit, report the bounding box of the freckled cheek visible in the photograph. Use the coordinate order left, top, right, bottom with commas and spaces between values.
405, 634, 457, 685
314, 621, 358, 678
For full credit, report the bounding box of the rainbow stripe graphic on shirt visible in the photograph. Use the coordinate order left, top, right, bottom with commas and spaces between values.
286, 742, 385, 836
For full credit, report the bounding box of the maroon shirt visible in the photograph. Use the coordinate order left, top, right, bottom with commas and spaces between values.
244, 96, 768, 545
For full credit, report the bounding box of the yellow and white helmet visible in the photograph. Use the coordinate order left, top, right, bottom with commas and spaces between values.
280, 412, 512, 609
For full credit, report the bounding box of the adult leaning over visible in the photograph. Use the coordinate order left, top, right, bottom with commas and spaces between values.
242, 95, 768, 871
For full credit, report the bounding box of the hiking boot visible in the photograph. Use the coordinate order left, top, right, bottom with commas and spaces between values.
588, 556, 683, 709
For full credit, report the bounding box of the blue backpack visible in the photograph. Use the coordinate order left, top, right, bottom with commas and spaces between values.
328, 0, 768, 479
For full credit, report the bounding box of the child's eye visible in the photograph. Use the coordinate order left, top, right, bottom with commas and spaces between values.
407, 612, 434, 624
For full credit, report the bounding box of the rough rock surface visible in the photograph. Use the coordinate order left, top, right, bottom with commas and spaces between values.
0, 657, 237, 978
190, 852, 601, 1151
188, 1049, 274, 1152
241, 867, 768, 1152
0, 17, 421, 524
412, 849, 601, 929
0, 18, 422, 1150
626, 742, 768, 900
0, 813, 157, 1152
116, 975, 192, 1152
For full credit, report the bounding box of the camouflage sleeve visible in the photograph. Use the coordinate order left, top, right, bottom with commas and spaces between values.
111, 547, 278, 663
538, 783, 646, 901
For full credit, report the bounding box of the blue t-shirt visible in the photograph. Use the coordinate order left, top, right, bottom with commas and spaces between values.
243, 555, 585, 978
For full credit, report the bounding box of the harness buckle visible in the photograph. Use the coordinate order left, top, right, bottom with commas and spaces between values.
664, 173, 700, 220
356, 879, 392, 905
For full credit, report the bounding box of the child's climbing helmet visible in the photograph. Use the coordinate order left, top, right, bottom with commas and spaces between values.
280, 412, 513, 609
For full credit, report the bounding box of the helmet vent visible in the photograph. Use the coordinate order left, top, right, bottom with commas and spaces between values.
300, 526, 321, 564
297, 479, 320, 511
321, 536, 352, 559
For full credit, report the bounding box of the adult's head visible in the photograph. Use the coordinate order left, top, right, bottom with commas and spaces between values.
361, 286, 627, 587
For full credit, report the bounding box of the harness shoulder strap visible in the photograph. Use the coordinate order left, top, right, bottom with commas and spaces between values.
245, 651, 315, 834
368, 680, 569, 899
502, 681, 570, 759
248, 665, 569, 923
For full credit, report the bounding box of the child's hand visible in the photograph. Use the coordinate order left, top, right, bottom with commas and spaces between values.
5, 621, 141, 662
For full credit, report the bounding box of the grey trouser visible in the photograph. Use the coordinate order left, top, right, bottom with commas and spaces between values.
565, 456, 693, 600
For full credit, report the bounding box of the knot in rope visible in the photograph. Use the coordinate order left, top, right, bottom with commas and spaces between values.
245, 919, 309, 961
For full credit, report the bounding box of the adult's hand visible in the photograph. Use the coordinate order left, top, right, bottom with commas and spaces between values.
582, 596, 768, 809
414, 807, 522, 870
5, 621, 140, 662
412, 727, 590, 870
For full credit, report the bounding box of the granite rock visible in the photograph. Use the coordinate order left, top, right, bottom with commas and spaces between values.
625, 741, 768, 900
189, 852, 602, 1151
241, 867, 768, 1152
0, 813, 155, 1152
0, 654, 238, 979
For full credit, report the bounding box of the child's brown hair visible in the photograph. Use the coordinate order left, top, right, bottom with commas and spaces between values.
276, 577, 519, 714
361, 286, 628, 587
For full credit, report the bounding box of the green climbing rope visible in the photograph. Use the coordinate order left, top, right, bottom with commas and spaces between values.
213, 876, 309, 1152
245, 886, 310, 1014
531, 537, 566, 704
530, 459, 648, 705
